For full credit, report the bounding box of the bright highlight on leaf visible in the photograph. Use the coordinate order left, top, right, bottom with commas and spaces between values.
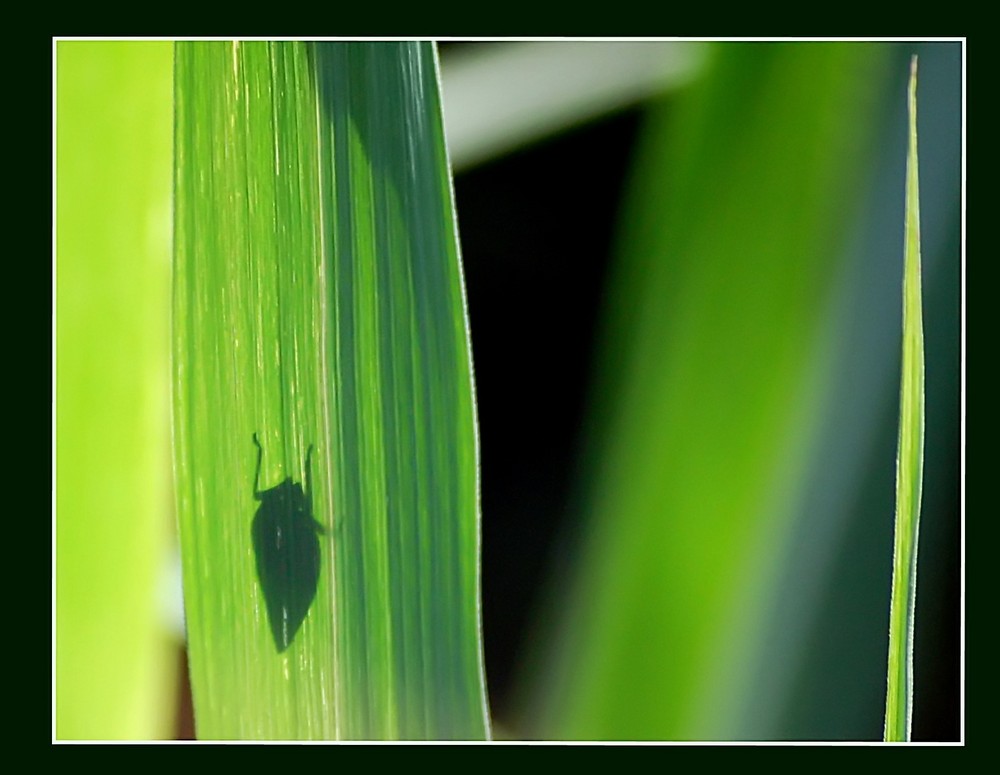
174, 41, 488, 740
884, 55, 926, 743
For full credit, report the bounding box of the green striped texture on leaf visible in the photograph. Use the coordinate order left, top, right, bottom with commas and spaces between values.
56, 40, 177, 740
174, 41, 488, 740
884, 56, 925, 743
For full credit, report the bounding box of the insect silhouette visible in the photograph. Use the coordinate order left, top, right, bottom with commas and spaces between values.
251, 432, 326, 653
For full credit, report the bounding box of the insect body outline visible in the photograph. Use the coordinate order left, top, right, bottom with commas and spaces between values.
251, 432, 325, 653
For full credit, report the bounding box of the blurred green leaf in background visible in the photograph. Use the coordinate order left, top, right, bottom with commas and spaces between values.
55, 40, 178, 740
480, 40, 961, 742
522, 41, 896, 741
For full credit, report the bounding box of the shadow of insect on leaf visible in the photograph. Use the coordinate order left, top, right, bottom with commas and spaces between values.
251, 432, 326, 653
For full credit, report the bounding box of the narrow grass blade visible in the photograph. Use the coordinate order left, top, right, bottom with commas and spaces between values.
884, 56, 925, 743
55, 41, 177, 740
174, 41, 488, 740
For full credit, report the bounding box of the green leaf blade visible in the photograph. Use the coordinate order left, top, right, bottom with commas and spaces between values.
174, 41, 488, 740
884, 55, 926, 743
